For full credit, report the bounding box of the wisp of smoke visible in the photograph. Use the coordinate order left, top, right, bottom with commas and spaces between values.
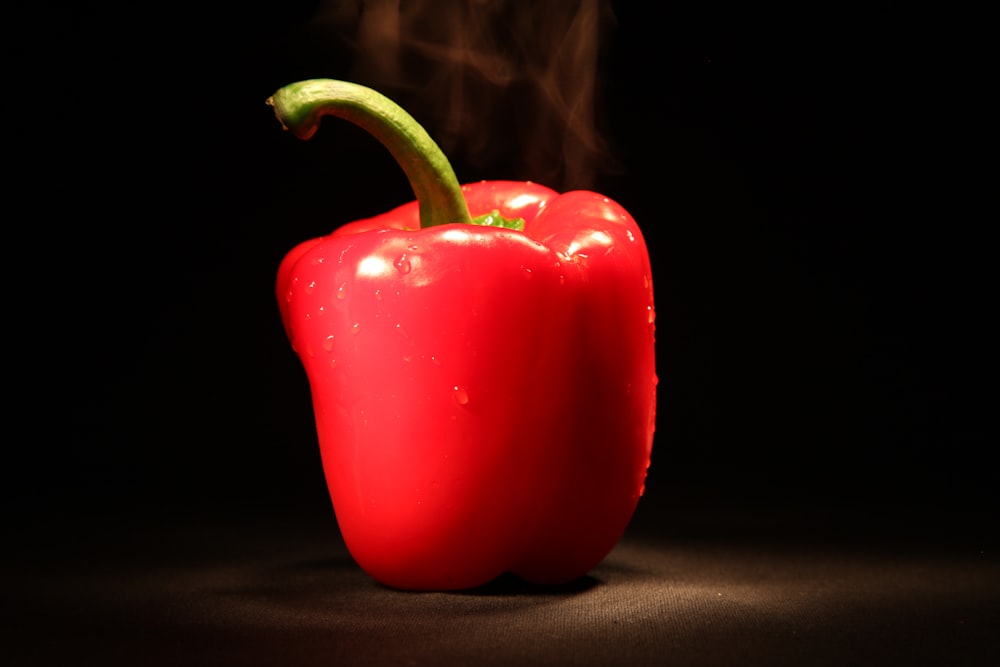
310, 0, 619, 191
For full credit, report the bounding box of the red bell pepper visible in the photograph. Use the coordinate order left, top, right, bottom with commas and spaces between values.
269, 79, 656, 590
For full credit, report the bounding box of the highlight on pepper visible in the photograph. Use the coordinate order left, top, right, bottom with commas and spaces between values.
269, 78, 657, 591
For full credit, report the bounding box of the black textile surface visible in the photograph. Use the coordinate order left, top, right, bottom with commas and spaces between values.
4, 2, 995, 665
5, 496, 998, 666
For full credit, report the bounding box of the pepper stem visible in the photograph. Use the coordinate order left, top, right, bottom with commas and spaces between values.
267, 79, 472, 228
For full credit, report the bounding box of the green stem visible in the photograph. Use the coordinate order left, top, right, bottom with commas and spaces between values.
267, 79, 472, 228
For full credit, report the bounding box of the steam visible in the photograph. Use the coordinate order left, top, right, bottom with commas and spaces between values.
310, 0, 619, 191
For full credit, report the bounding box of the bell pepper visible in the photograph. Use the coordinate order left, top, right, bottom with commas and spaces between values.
269, 79, 656, 590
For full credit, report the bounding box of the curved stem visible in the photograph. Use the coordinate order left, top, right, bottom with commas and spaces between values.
267, 79, 472, 228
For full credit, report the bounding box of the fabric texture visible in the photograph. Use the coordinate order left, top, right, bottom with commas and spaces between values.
5, 503, 997, 666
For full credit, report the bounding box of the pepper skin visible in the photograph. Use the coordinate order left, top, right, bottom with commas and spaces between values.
271, 80, 656, 590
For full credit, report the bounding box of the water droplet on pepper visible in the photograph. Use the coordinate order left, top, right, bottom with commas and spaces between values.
452, 386, 469, 406
394, 255, 411, 274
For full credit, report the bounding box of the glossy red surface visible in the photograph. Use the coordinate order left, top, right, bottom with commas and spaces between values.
277, 181, 656, 590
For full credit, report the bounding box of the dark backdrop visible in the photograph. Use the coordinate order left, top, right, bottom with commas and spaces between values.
6, 1, 993, 548
5, 3, 996, 665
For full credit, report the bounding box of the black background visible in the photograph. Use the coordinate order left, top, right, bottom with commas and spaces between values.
6, 1, 994, 553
